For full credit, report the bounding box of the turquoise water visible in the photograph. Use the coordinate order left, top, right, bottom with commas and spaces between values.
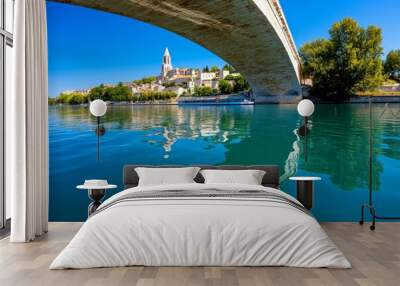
49, 104, 400, 222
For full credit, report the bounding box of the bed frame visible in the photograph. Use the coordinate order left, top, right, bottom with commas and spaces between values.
123, 165, 280, 189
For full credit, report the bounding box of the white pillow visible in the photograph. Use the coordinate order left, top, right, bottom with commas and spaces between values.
200, 169, 266, 185
135, 167, 200, 186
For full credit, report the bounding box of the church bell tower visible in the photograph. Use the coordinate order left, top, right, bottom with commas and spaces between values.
161, 48, 172, 77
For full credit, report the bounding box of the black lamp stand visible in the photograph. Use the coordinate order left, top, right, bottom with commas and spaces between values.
95, 116, 106, 161
298, 116, 309, 161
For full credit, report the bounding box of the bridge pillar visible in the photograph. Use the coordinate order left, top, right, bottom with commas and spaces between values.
252, 81, 302, 104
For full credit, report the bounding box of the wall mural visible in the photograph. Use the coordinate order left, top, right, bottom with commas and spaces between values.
47, 2, 400, 222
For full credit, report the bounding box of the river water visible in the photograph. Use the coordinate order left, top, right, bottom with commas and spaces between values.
49, 104, 400, 221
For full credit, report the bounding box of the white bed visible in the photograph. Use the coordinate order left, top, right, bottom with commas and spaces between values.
50, 182, 350, 269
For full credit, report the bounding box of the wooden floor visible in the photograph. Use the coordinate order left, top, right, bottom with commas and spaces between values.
0, 222, 399, 286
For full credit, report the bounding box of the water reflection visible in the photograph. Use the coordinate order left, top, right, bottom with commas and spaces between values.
52, 105, 254, 157
49, 104, 400, 221
302, 105, 380, 191
303, 104, 400, 191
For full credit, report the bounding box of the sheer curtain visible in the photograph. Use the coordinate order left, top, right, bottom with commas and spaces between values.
7, 0, 49, 242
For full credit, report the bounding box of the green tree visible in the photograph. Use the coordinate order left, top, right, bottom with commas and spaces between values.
232, 75, 250, 92
87, 83, 132, 102
300, 39, 332, 80
210, 65, 219, 72
48, 97, 56, 105
224, 74, 239, 81
384, 50, 400, 81
102, 87, 113, 101
162, 82, 176, 88
110, 83, 132, 101
299, 18, 384, 100
219, 79, 234, 94
202, 66, 210, 72
88, 84, 105, 100
56, 92, 73, 104
136, 91, 177, 102
133, 76, 156, 85
56, 92, 88, 104
68, 93, 88, 104
222, 64, 236, 73
224, 74, 250, 92
193, 86, 214, 97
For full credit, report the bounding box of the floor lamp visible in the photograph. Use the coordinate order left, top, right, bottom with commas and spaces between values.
89, 99, 107, 161
297, 99, 315, 162
359, 96, 400, 230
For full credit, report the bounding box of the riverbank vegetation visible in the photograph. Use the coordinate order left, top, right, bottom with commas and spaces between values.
53, 91, 89, 105
51, 82, 178, 105
300, 18, 384, 100
88, 83, 131, 101
384, 50, 400, 81
49, 67, 251, 104
192, 86, 216, 97
357, 90, 400, 96
218, 74, 251, 95
133, 76, 156, 85
190, 74, 250, 97
300, 18, 399, 101
133, 91, 177, 102
218, 80, 234, 94
225, 74, 250, 93
52, 83, 132, 104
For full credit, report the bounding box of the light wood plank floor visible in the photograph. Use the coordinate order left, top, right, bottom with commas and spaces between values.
0, 222, 399, 286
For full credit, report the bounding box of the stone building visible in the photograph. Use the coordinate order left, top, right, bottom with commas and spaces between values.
156, 48, 236, 95
161, 48, 173, 77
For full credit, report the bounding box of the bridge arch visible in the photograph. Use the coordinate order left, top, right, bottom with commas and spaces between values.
52, 0, 302, 101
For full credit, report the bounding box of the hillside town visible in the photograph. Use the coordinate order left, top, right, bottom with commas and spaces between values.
133, 48, 242, 96
51, 48, 251, 104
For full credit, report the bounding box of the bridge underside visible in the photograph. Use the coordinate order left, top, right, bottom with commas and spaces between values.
52, 0, 302, 100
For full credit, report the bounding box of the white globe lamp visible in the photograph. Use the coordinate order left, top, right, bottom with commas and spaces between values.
297, 99, 315, 162
89, 99, 107, 117
297, 99, 315, 117
89, 99, 107, 161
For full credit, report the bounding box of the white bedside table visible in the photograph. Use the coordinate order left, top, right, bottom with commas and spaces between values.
77, 180, 117, 216
289, 177, 321, 210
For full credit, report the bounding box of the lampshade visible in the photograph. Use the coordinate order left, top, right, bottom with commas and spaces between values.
89, 99, 107, 117
297, 99, 315, 117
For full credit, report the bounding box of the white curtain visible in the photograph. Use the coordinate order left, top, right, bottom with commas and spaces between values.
7, 0, 49, 242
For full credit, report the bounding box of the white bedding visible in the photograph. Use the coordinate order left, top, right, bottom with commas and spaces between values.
50, 183, 351, 269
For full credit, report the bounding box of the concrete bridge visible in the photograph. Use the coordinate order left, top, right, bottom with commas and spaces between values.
53, 0, 302, 102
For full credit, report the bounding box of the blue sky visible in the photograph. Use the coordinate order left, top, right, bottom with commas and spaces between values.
47, 0, 400, 97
